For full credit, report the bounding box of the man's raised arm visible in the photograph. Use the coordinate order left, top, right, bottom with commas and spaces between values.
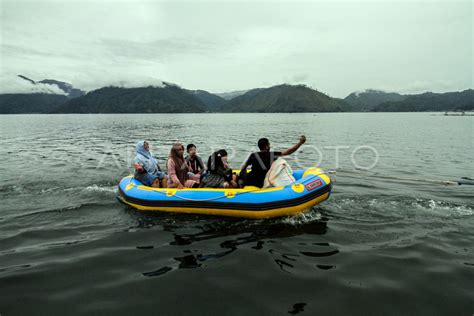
281, 135, 306, 156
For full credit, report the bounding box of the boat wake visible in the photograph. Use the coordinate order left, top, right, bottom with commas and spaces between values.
323, 195, 474, 220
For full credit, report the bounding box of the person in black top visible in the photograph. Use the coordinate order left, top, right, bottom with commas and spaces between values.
239, 135, 306, 188
201, 149, 238, 188
185, 143, 205, 175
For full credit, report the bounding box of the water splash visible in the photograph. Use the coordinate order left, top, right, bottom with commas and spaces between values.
412, 199, 474, 217
280, 209, 322, 226
83, 184, 117, 194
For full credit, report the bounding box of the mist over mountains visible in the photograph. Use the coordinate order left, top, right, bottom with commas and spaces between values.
12, 75, 85, 98
0, 75, 472, 114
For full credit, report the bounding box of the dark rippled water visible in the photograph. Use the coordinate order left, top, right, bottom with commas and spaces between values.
0, 113, 473, 315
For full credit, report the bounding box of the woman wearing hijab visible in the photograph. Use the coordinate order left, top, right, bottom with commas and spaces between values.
134, 140, 167, 187
166, 143, 200, 189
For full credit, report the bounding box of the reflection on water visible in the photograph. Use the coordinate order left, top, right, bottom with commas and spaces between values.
288, 303, 307, 315
133, 208, 334, 277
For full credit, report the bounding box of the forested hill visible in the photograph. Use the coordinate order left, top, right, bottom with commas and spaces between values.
186, 89, 227, 111
55, 86, 207, 113
0, 94, 69, 114
223, 84, 343, 112
344, 90, 406, 111
372, 89, 474, 112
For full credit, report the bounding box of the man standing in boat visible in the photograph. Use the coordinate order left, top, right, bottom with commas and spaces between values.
240, 135, 306, 188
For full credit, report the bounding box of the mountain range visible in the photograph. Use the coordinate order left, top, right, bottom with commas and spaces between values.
0, 75, 472, 114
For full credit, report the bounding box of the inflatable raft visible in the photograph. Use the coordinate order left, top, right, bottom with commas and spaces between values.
117, 168, 332, 219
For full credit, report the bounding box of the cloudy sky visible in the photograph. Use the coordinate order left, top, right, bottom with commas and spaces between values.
0, 0, 472, 97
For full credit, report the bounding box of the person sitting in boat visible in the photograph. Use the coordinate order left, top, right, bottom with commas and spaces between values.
134, 140, 167, 188
185, 143, 205, 175
167, 143, 200, 189
239, 135, 306, 188
201, 149, 238, 188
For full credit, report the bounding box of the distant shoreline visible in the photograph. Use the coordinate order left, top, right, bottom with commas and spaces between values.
2, 111, 473, 115
2, 84, 472, 114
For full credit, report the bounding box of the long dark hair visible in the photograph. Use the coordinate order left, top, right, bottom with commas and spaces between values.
207, 149, 228, 174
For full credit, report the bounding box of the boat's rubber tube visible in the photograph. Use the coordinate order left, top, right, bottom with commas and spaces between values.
117, 168, 332, 219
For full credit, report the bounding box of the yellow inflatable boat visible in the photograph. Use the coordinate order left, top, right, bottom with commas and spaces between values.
117, 168, 332, 219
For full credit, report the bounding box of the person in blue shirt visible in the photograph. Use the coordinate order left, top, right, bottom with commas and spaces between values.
134, 140, 167, 187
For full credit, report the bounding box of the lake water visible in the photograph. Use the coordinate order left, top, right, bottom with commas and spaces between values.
0, 113, 473, 315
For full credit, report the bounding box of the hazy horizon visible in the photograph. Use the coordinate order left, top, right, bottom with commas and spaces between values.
1, 0, 472, 98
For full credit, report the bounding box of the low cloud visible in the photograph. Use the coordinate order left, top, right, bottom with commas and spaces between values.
0, 76, 68, 95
